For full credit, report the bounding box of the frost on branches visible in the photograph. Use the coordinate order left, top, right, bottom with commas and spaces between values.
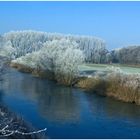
0, 30, 108, 85
12, 39, 85, 85
2, 30, 107, 63
3, 31, 47, 58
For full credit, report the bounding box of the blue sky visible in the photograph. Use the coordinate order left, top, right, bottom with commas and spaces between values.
0, 1, 140, 50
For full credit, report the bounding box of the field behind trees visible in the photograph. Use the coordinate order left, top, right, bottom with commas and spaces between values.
80, 63, 140, 74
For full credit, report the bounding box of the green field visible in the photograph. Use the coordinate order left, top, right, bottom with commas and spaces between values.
79, 63, 140, 74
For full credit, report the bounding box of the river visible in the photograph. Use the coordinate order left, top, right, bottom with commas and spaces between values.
0, 68, 140, 138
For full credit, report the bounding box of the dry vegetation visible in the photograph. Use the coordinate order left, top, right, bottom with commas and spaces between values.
75, 67, 140, 105
11, 61, 140, 105
106, 72, 140, 104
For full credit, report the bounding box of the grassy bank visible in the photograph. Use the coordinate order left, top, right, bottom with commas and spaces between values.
10, 62, 76, 86
10, 62, 140, 105
10, 62, 55, 80
75, 71, 140, 105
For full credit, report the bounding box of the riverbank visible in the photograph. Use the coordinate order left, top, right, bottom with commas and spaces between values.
10, 61, 140, 105
0, 57, 47, 138
0, 104, 46, 139
10, 62, 55, 80
2, 66, 140, 138
75, 75, 140, 105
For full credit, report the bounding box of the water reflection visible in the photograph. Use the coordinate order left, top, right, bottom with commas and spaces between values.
2, 68, 140, 138
2, 68, 80, 123
85, 92, 140, 124
0, 90, 4, 103
2, 68, 140, 123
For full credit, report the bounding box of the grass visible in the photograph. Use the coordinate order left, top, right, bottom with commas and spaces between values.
79, 63, 140, 74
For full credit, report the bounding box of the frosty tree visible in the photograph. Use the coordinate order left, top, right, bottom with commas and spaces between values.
111, 46, 140, 64
3, 31, 48, 58
12, 39, 85, 85
2, 30, 107, 63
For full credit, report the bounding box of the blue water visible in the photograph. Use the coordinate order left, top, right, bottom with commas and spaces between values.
1, 68, 140, 138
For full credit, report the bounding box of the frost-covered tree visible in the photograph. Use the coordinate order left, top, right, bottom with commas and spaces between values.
111, 48, 120, 63
3, 30, 107, 63
12, 39, 85, 85
3, 31, 48, 58
105, 52, 112, 63
111, 46, 140, 64
0, 41, 15, 59
0, 56, 9, 81
65, 35, 107, 63
118, 46, 140, 64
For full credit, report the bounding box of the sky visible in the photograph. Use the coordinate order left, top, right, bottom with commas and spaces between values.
0, 1, 140, 50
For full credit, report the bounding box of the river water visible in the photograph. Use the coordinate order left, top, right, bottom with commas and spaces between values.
1, 68, 140, 138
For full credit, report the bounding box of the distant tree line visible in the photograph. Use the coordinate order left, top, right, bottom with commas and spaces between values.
111, 46, 140, 65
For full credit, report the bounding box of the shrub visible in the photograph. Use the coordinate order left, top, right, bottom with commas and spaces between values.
76, 66, 140, 105
12, 39, 85, 85
106, 72, 140, 104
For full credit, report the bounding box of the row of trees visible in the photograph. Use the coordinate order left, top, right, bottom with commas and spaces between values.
1, 30, 108, 63
111, 46, 140, 64
0, 31, 140, 67
104, 46, 140, 65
